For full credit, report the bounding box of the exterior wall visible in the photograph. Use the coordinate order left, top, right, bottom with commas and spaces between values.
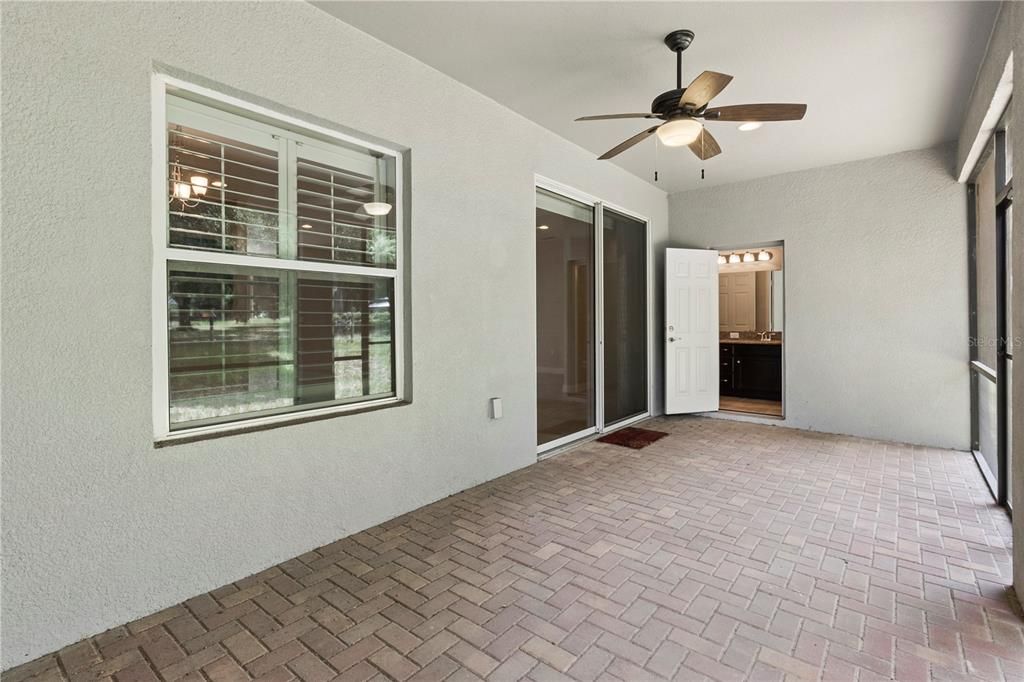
669, 146, 970, 450
0, 2, 668, 668
954, 0, 1023, 612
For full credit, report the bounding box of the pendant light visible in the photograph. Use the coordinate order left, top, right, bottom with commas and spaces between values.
742, 252, 755, 263
727, 253, 741, 264
363, 202, 393, 216
757, 250, 773, 261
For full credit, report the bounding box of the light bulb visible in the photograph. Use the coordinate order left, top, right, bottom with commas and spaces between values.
717, 254, 727, 265
190, 175, 208, 196
363, 202, 393, 216
738, 122, 763, 132
757, 250, 772, 261
173, 182, 191, 200
728, 253, 741, 264
656, 118, 702, 147
742, 252, 755, 263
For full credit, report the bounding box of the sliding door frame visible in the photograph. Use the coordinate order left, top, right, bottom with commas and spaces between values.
535, 175, 653, 456
966, 117, 1013, 513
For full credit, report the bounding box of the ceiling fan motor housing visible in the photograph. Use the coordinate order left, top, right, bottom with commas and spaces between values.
651, 89, 706, 119
656, 30, 701, 119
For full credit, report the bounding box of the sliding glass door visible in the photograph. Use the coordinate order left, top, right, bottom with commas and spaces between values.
968, 121, 1013, 511
535, 184, 649, 452
603, 208, 649, 426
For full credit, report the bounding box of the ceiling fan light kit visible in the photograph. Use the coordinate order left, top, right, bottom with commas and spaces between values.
656, 118, 702, 146
575, 29, 807, 166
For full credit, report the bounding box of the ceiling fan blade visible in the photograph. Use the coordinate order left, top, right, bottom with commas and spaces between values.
598, 125, 662, 160
704, 104, 807, 122
576, 113, 655, 121
688, 127, 722, 160
680, 71, 733, 110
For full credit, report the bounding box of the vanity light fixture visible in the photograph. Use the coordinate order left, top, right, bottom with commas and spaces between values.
717, 254, 727, 265
757, 250, 773, 261
363, 202, 393, 216
742, 252, 755, 263
727, 253, 741, 264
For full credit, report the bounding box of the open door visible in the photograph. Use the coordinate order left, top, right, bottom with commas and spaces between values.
665, 248, 719, 414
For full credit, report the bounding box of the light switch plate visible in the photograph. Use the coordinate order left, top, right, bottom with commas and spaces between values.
490, 397, 503, 419
729, 332, 740, 339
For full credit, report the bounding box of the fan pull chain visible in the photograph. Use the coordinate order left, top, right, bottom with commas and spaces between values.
700, 128, 706, 181
654, 136, 659, 183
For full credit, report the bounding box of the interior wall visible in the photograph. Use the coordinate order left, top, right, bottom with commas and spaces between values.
0, 2, 668, 668
669, 146, 969, 449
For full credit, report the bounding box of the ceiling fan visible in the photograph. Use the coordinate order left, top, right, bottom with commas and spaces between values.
576, 30, 807, 161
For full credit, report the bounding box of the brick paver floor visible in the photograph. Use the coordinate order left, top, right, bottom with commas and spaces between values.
4, 417, 1021, 681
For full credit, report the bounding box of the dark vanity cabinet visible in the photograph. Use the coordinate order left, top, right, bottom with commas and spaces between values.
720, 343, 782, 400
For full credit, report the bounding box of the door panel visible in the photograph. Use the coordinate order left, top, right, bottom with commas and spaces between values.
665, 248, 719, 414
602, 208, 648, 426
536, 188, 595, 447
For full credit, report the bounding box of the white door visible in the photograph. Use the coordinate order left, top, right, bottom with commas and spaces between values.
665, 248, 720, 414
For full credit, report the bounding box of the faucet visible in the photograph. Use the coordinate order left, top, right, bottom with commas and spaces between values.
759, 330, 772, 342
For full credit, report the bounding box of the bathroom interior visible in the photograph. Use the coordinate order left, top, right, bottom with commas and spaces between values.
717, 244, 784, 417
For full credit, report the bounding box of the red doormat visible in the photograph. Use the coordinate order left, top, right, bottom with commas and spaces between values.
597, 426, 669, 449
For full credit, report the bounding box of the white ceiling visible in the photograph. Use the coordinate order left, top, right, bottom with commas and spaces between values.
315, 1, 999, 193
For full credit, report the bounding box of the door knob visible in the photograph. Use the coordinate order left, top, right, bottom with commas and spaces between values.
668, 337, 676, 343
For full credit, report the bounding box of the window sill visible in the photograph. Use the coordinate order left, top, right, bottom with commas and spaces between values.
154, 397, 409, 448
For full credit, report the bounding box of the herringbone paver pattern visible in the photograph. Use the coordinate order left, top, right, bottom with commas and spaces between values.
4, 417, 1021, 682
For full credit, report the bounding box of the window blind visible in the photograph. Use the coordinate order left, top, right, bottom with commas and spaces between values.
167, 124, 280, 257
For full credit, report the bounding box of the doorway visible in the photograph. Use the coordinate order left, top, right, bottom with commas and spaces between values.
716, 244, 785, 418
535, 181, 651, 454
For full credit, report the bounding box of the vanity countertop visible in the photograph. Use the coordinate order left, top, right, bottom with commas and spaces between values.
721, 338, 783, 346
720, 331, 783, 345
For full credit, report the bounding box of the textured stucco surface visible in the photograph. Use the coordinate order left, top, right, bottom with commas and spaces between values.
954, 0, 1023, 615
0, 2, 668, 669
669, 147, 970, 450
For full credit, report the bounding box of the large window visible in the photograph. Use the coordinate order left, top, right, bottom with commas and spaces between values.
156, 92, 402, 439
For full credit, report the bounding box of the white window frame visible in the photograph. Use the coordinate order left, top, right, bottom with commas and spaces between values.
151, 73, 406, 443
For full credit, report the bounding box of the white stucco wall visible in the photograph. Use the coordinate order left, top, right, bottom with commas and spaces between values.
669, 146, 970, 450
0, 2, 668, 668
